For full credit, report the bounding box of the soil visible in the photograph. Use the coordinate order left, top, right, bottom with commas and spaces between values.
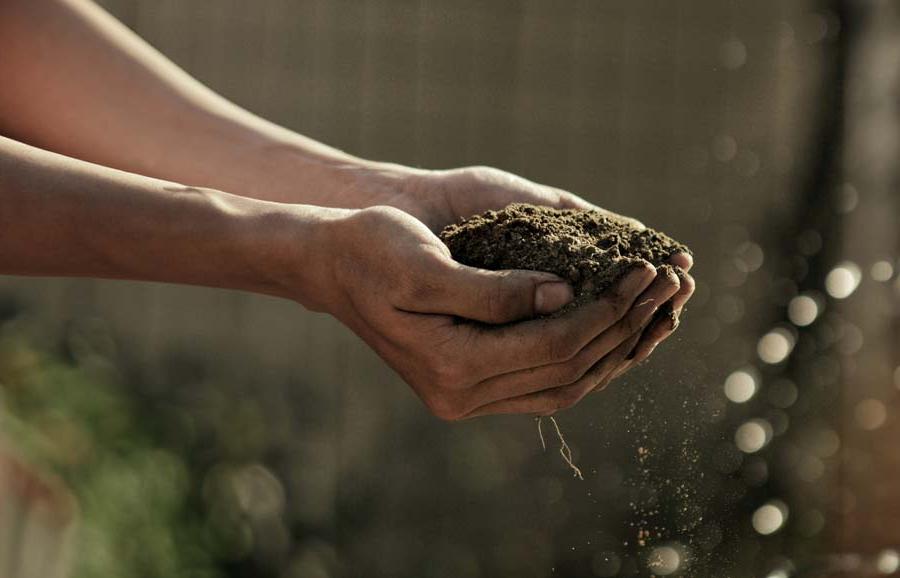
439, 203, 691, 315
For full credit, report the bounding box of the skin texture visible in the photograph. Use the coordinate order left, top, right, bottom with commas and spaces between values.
0, 0, 695, 419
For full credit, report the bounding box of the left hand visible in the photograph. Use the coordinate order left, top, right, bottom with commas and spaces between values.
378, 164, 644, 232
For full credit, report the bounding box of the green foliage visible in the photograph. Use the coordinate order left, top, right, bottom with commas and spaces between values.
0, 326, 221, 578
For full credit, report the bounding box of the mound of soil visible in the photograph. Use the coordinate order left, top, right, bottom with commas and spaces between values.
439, 203, 691, 313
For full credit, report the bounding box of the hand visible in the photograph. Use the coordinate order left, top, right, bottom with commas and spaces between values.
377, 165, 644, 232
357, 164, 696, 382
302, 205, 684, 419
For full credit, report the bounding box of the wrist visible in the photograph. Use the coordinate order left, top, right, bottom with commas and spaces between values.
247, 138, 427, 207
239, 200, 353, 310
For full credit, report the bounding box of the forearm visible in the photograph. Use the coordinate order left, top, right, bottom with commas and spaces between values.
0, 0, 405, 206
0, 136, 333, 302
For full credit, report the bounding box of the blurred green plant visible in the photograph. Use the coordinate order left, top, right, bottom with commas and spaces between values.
0, 317, 221, 578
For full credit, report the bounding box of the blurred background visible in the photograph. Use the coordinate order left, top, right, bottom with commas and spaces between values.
1, 0, 898, 576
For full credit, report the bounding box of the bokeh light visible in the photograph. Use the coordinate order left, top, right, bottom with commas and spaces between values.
752, 501, 789, 535
719, 38, 748, 70
835, 183, 859, 213
767, 379, 799, 409
877, 549, 900, 574
713, 135, 738, 162
854, 399, 888, 431
787, 295, 820, 327
809, 428, 841, 458
735, 241, 765, 273
724, 369, 758, 403
825, 262, 862, 299
758, 328, 796, 364
796, 455, 825, 483
871, 260, 894, 282
646, 545, 682, 576
736, 419, 773, 454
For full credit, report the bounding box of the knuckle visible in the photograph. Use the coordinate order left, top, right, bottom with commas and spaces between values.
429, 361, 464, 390
424, 393, 464, 421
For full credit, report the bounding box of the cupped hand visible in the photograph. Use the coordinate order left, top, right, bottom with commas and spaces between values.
379, 165, 696, 378
311, 205, 682, 419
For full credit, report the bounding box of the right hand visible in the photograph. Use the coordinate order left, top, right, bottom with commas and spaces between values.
304, 205, 682, 420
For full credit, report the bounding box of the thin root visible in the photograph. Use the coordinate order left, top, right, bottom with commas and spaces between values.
536, 415, 584, 480
537, 416, 547, 451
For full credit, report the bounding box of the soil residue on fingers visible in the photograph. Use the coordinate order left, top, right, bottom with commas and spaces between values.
439, 203, 691, 314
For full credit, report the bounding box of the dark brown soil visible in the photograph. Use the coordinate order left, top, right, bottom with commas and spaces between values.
439, 203, 691, 314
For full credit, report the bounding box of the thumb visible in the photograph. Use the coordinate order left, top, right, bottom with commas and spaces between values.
429, 262, 575, 324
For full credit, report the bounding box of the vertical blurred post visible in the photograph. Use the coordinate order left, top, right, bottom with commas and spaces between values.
835, 0, 900, 566
0, 446, 75, 578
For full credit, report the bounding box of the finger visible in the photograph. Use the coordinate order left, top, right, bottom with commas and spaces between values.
615, 265, 695, 374
611, 267, 695, 380
669, 267, 696, 313
461, 266, 682, 408
459, 264, 656, 380
399, 260, 576, 324
618, 308, 682, 373
668, 252, 693, 272
463, 331, 642, 418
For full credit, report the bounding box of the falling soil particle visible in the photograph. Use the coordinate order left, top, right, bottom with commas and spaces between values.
440, 204, 692, 479
439, 203, 691, 314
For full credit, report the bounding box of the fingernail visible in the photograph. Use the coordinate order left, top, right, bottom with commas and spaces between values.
535, 281, 574, 314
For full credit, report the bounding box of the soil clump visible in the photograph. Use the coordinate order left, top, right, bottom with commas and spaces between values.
440, 203, 691, 314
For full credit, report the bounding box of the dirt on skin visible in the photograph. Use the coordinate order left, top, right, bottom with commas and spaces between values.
439, 203, 692, 316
